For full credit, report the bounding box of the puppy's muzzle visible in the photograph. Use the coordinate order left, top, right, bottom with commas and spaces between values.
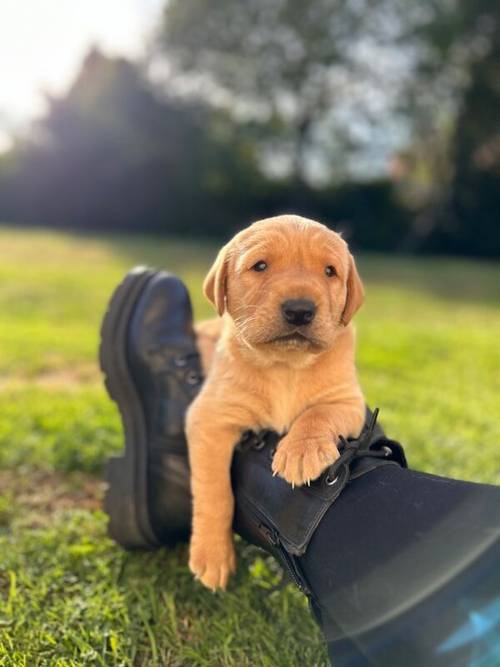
281, 299, 316, 326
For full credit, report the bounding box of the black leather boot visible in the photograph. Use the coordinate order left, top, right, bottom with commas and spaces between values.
100, 267, 202, 548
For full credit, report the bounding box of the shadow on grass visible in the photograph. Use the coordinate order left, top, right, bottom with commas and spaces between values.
76, 227, 500, 308
358, 253, 500, 307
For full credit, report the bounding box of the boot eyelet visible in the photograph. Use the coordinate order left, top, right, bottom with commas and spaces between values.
253, 439, 266, 451
174, 355, 187, 367
186, 371, 200, 385
325, 475, 339, 486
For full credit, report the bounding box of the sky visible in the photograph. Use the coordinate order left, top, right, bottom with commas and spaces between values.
0, 0, 164, 151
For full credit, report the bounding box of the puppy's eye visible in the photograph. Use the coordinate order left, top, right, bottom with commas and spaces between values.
252, 261, 268, 272
325, 265, 337, 277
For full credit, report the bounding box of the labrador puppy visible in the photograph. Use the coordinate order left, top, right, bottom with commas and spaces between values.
187, 214, 365, 590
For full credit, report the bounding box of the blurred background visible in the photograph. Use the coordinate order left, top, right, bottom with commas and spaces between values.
1, 0, 499, 254
0, 2, 499, 665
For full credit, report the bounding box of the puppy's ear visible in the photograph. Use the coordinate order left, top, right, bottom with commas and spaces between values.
203, 242, 231, 316
341, 253, 364, 325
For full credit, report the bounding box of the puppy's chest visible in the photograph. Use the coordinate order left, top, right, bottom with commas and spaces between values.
256, 373, 324, 434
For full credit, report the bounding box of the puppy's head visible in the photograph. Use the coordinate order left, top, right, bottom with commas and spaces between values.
204, 214, 364, 356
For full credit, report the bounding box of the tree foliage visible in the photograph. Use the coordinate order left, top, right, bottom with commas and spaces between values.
394, 0, 500, 254
158, 0, 396, 184
0, 49, 268, 235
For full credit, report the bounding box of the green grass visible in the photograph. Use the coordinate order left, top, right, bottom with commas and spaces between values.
0, 224, 499, 665
1, 504, 320, 666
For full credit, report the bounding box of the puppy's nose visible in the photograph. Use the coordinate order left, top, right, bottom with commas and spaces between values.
281, 299, 316, 326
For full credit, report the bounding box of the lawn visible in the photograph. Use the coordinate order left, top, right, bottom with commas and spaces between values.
0, 224, 499, 666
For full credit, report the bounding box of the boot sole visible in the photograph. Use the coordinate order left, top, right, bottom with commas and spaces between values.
99, 266, 161, 548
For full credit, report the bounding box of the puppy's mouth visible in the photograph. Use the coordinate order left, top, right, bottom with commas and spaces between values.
266, 331, 317, 348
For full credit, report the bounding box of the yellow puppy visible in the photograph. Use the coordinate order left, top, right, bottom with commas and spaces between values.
187, 214, 365, 590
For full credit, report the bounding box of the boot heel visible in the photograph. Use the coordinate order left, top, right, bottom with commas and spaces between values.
104, 456, 151, 549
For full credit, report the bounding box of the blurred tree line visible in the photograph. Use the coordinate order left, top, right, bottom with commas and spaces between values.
0, 0, 498, 255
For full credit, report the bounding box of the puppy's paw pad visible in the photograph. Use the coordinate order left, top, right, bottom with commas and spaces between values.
189, 538, 236, 591
272, 436, 339, 486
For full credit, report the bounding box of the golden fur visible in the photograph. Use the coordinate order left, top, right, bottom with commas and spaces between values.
187, 214, 366, 590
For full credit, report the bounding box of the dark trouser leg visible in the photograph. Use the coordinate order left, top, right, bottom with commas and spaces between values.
297, 465, 500, 666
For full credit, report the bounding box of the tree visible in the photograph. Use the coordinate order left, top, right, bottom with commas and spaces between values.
449, 4, 500, 255
0, 48, 268, 235
157, 0, 398, 186
379, 0, 500, 254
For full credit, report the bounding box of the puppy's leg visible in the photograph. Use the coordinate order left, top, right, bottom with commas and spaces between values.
186, 402, 243, 591
272, 400, 365, 487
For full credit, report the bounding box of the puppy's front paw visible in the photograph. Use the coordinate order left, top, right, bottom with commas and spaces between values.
189, 533, 236, 591
272, 435, 340, 486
